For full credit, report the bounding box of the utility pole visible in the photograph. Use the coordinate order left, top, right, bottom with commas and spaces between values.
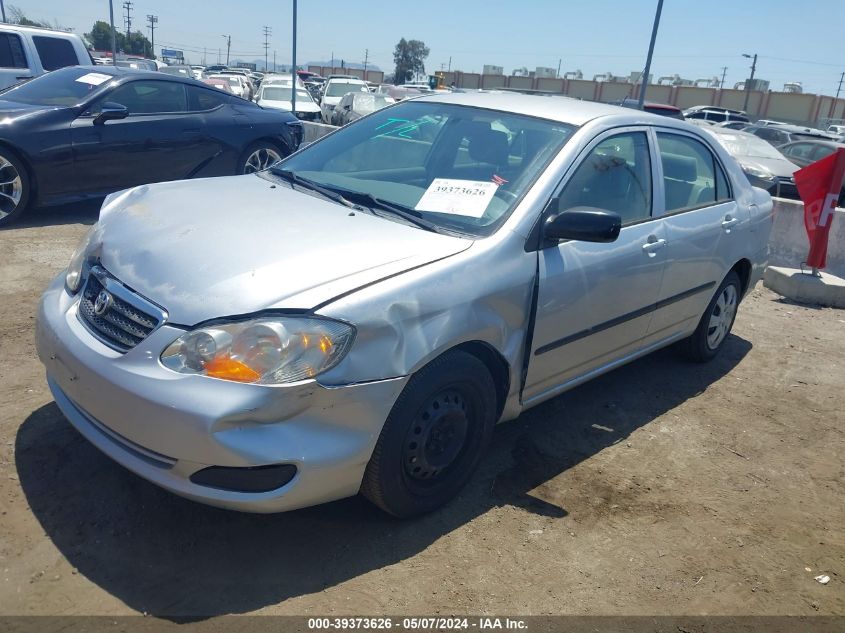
829, 71, 845, 120
122, 0, 133, 42
0, 1, 6, 23
203, 47, 207, 66
146, 14, 157, 59
291, 0, 297, 116
742, 53, 757, 113
637, 0, 664, 110
557, 58, 561, 78
448, 56, 451, 72
108, 0, 117, 64
720, 66, 727, 89
262, 26, 271, 72
273, 50, 276, 72
363, 48, 369, 80
222, 34, 231, 66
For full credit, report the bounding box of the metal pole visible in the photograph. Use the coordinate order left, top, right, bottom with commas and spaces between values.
108, 0, 117, 64
556, 58, 561, 78
829, 72, 845, 120
291, 0, 297, 117
720, 66, 727, 89
742, 53, 757, 113
1, 1, 6, 23
637, 0, 664, 110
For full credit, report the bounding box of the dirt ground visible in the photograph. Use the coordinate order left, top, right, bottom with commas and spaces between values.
0, 203, 843, 619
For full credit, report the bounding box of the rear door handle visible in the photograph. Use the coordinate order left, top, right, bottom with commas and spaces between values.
642, 238, 667, 255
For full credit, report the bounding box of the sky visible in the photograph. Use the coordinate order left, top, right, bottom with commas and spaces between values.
13, 0, 845, 96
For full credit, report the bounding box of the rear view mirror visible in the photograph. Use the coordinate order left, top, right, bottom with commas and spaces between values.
94, 102, 129, 126
543, 205, 622, 243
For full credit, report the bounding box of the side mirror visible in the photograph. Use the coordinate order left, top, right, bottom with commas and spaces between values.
93, 102, 129, 126
543, 205, 622, 243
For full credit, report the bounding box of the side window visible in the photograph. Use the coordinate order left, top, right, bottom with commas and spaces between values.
811, 145, 836, 161
0, 33, 28, 69
32, 36, 78, 71
657, 132, 729, 212
104, 81, 188, 114
784, 143, 815, 160
558, 131, 652, 225
187, 85, 227, 111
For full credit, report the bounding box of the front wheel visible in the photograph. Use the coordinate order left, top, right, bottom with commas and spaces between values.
239, 141, 284, 174
683, 271, 741, 362
361, 350, 497, 518
0, 148, 31, 228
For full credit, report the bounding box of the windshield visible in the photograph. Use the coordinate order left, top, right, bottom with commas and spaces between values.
325, 81, 368, 97
273, 101, 574, 237
0, 67, 116, 106
261, 87, 311, 102
353, 94, 392, 113
712, 131, 787, 160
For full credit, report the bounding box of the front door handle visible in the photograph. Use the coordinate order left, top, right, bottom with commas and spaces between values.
642, 238, 667, 255
721, 216, 740, 231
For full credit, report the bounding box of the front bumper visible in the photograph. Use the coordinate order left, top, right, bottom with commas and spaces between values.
35, 273, 407, 513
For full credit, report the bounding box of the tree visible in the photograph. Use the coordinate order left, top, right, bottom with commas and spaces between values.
393, 38, 429, 85
8, 5, 52, 28
86, 21, 152, 56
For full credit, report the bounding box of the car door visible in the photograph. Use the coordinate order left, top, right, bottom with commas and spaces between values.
645, 129, 744, 344
523, 128, 668, 403
71, 79, 213, 194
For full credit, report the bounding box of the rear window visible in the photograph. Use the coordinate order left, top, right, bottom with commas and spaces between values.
0, 32, 27, 69
33, 36, 79, 71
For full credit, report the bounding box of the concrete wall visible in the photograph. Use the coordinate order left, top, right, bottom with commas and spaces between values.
768, 198, 845, 277
437, 70, 845, 126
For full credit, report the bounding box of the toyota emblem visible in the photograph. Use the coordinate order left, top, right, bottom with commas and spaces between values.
93, 290, 113, 316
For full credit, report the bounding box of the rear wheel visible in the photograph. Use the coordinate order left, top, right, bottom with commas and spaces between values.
683, 271, 741, 362
361, 350, 497, 518
239, 141, 284, 174
0, 148, 30, 227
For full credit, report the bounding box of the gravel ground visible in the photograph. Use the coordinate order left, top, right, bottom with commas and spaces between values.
0, 202, 843, 619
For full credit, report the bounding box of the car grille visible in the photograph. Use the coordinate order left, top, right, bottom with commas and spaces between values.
774, 177, 800, 200
77, 267, 165, 352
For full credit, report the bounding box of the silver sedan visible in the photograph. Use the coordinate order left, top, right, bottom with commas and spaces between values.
36, 93, 772, 517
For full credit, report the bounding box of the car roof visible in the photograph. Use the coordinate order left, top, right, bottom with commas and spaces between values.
782, 139, 845, 148
67, 65, 222, 89
417, 91, 658, 126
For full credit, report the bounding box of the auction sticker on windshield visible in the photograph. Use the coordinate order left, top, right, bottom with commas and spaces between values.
415, 178, 499, 217
75, 72, 112, 86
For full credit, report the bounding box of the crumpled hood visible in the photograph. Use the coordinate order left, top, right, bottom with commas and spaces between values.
96, 175, 472, 325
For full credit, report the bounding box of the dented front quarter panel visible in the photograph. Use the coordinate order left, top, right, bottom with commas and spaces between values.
317, 229, 537, 423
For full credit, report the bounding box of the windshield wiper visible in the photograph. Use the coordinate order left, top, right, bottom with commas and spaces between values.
272, 169, 356, 209
338, 190, 443, 233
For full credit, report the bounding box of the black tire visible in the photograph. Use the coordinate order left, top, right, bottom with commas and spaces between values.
683, 270, 741, 363
361, 350, 497, 518
0, 147, 31, 228
239, 141, 286, 174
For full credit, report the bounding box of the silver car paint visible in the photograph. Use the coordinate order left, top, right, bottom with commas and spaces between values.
36, 93, 773, 512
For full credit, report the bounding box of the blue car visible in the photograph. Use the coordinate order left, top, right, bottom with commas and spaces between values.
0, 66, 303, 226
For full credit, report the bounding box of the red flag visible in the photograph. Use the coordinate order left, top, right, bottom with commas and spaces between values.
794, 148, 845, 270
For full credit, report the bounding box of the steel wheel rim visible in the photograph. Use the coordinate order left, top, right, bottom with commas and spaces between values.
402, 389, 470, 483
706, 284, 737, 350
0, 156, 23, 219
243, 147, 282, 173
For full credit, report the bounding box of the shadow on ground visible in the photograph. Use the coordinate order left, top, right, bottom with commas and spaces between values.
16, 336, 751, 618
0, 200, 101, 230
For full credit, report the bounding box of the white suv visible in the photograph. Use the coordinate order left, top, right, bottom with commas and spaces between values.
0, 24, 91, 90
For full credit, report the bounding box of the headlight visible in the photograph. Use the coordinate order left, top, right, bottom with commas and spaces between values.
741, 163, 775, 182
160, 316, 355, 384
65, 226, 97, 294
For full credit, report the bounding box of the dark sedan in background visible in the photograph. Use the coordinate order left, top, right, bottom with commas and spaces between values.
779, 139, 845, 206
0, 66, 302, 226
